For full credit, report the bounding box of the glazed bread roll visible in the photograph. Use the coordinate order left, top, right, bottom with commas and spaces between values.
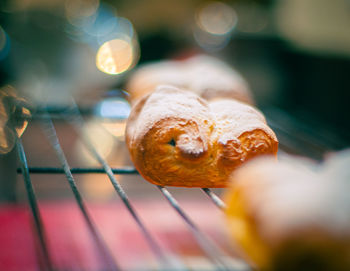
224, 152, 350, 271
126, 55, 253, 105
125, 85, 277, 187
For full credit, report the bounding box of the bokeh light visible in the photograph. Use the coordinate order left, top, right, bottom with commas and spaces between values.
194, 1, 237, 51
193, 29, 230, 52
65, 3, 116, 43
74, 118, 126, 200
75, 119, 129, 200
64, 1, 140, 76
95, 97, 130, 119
75, 96, 131, 200
64, 0, 100, 27
0, 26, 11, 61
76, 120, 115, 165
96, 38, 135, 75
97, 17, 135, 46
196, 1, 237, 35
100, 122, 126, 138
94, 97, 130, 138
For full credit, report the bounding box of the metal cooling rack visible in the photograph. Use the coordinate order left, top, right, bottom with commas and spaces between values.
15, 103, 240, 271
15, 102, 341, 271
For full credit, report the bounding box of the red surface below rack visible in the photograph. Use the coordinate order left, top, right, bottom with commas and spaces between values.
0, 199, 230, 271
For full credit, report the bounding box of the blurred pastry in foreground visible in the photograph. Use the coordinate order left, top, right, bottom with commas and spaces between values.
125, 55, 253, 105
224, 151, 350, 271
125, 85, 277, 187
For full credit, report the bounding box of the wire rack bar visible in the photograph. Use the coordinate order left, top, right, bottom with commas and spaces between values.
16, 167, 227, 210
157, 185, 233, 271
41, 116, 121, 271
15, 167, 227, 210
201, 189, 226, 210
62, 106, 180, 270
17, 167, 138, 174
16, 139, 53, 271
80, 136, 172, 269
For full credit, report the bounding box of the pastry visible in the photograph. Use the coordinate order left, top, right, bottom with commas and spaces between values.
125, 85, 277, 187
125, 55, 253, 105
224, 152, 350, 271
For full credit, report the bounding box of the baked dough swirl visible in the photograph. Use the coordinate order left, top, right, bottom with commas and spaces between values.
125, 85, 278, 187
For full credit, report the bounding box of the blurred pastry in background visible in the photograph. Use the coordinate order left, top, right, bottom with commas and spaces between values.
125, 54, 253, 105
224, 151, 350, 271
125, 85, 277, 187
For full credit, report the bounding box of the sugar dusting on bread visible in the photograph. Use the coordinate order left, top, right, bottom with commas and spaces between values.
125, 85, 278, 187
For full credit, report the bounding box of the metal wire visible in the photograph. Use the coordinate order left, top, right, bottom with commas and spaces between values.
60, 103, 184, 270
16, 139, 53, 271
18, 103, 258, 271
201, 189, 226, 210
17, 101, 341, 271
157, 186, 233, 271
16, 167, 227, 210
17, 167, 138, 174
40, 115, 121, 271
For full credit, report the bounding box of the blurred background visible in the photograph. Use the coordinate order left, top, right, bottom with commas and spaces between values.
0, 0, 350, 270
1, 0, 350, 127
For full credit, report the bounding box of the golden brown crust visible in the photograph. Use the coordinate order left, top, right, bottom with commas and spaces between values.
125, 85, 278, 187
125, 55, 254, 105
224, 155, 350, 270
